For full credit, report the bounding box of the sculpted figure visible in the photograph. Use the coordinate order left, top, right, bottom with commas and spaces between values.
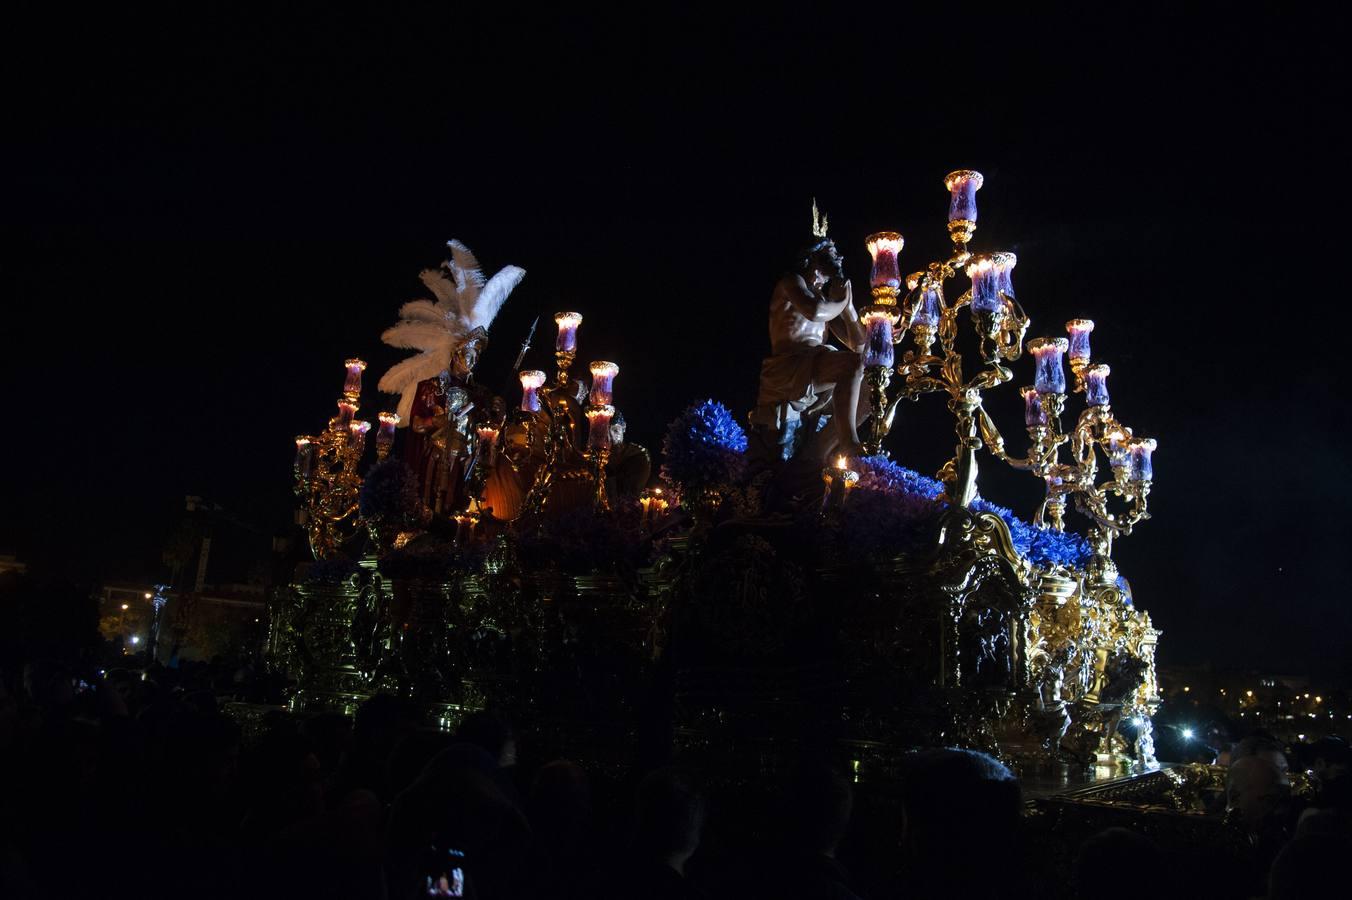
605, 411, 651, 499
378, 239, 525, 514
749, 204, 867, 465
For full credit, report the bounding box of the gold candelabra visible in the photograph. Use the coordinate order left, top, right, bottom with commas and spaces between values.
857, 170, 1155, 581
519, 316, 623, 518
858, 172, 1029, 509
294, 360, 374, 559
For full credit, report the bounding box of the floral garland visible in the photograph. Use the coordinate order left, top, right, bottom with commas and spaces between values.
844, 456, 1093, 570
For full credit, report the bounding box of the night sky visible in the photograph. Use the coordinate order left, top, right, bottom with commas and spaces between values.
3, 8, 1347, 674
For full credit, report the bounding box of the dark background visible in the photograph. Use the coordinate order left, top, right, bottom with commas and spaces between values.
2, 7, 1346, 673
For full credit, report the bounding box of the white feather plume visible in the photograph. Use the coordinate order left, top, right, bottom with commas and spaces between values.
379, 238, 526, 426
378, 349, 453, 423
467, 265, 525, 332
397, 299, 452, 323
381, 320, 464, 351
447, 240, 486, 290
419, 268, 460, 309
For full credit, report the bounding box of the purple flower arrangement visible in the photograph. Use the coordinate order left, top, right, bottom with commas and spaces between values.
359, 458, 422, 523
515, 501, 647, 576
842, 456, 1093, 570
660, 399, 749, 495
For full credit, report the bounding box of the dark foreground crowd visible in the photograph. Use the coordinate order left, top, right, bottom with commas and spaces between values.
3, 657, 1351, 900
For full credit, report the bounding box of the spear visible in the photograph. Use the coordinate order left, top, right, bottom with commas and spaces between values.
502, 315, 539, 395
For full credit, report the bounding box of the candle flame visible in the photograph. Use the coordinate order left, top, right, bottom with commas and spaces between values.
835, 455, 847, 470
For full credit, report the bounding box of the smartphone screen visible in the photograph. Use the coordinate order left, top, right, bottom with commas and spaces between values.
424, 846, 466, 897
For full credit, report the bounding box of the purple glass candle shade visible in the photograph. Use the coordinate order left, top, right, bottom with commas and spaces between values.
589, 361, 619, 406
1021, 386, 1048, 427
862, 310, 896, 368
911, 285, 942, 330
944, 170, 984, 223
476, 424, 499, 465
554, 312, 583, 352
294, 437, 314, 480
519, 370, 546, 413
1084, 364, 1111, 406
991, 252, 1017, 300
966, 256, 1002, 313
1129, 438, 1156, 482
586, 405, 614, 451
1066, 319, 1095, 366
377, 412, 399, 453
1027, 337, 1069, 394
1105, 429, 1130, 470
336, 399, 358, 429
866, 232, 904, 290
343, 358, 366, 399
349, 420, 370, 452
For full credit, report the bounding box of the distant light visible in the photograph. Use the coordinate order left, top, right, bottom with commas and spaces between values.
1299, 734, 1306, 740
1305, 693, 1310, 698
144, 592, 152, 599
1182, 728, 1195, 740
1316, 696, 1323, 703
1246, 690, 1254, 698
1183, 686, 1190, 693
130, 635, 140, 644
1131, 717, 1144, 727
121, 603, 129, 610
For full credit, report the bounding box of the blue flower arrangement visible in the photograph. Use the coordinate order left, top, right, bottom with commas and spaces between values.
843, 455, 1094, 570
660, 399, 749, 494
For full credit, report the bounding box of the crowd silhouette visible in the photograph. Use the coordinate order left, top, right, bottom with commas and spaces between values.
1, 575, 1350, 898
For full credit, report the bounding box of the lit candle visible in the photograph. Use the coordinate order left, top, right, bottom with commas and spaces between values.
476, 424, 500, 466
1021, 386, 1047, 427
294, 437, 314, 480
1129, 438, 1156, 482
1027, 337, 1069, 394
586, 404, 614, 450
944, 169, 984, 223
589, 361, 619, 406
1106, 429, 1130, 471
991, 252, 1017, 300
377, 412, 399, 456
911, 284, 942, 330
349, 420, 370, 452
861, 309, 896, 368
343, 358, 366, 399
336, 399, 358, 429
519, 370, 546, 412
1083, 364, 1111, 407
966, 255, 1002, 313
554, 312, 583, 352
1066, 319, 1095, 369
866, 232, 904, 291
